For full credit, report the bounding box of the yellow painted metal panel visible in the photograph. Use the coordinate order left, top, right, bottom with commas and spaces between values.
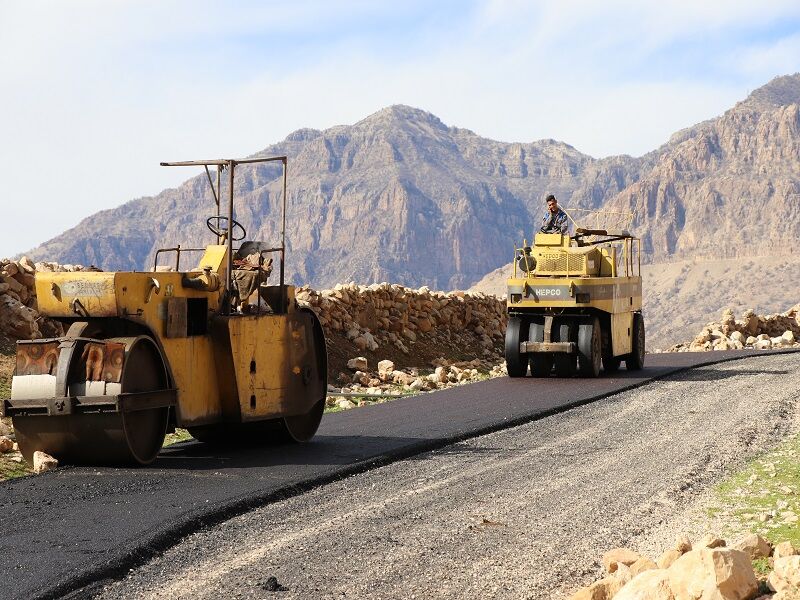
534, 233, 566, 246
226, 315, 292, 420
111, 272, 226, 425
506, 276, 642, 314
35, 272, 118, 317
195, 245, 228, 273
611, 312, 633, 356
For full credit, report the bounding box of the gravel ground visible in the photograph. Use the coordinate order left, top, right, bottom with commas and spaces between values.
92, 354, 800, 600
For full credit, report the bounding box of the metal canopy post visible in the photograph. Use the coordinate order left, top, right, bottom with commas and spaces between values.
227, 160, 235, 314
280, 157, 287, 313
216, 166, 222, 242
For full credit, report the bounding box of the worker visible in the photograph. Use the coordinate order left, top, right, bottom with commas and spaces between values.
540, 194, 570, 234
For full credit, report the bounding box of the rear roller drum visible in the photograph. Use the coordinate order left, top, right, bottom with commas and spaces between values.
190, 307, 327, 445
14, 335, 170, 466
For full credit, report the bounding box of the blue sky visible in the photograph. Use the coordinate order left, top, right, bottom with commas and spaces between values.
1, 0, 799, 257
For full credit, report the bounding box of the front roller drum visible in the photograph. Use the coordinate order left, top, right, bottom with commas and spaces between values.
13, 336, 171, 466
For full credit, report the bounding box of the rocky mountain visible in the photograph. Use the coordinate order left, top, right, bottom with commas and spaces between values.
607, 74, 800, 261
25, 108, 640, 289
24, 74, 800, 292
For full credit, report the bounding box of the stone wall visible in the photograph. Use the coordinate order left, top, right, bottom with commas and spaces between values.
666, 305, 800, 352
296, 283, 506, 357
0, 257, 81, 340
0, 261, 508, 365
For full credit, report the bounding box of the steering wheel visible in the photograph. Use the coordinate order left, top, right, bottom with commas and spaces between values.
206, 216, 246, 242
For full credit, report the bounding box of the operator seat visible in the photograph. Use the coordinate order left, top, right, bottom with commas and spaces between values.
231, 241, 273, 313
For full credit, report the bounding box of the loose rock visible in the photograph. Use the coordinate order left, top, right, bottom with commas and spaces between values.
732, 533, 772, 560
33, 451, 58, 474
615, 569, 675, 600
346, 357, 369, 372
769, 556, 800, 594
602, 548, 643, 574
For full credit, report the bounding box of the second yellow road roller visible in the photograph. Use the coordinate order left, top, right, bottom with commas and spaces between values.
504, 209, 645, 378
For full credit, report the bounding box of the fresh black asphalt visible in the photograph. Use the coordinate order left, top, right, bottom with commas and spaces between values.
1, 349, 796, 600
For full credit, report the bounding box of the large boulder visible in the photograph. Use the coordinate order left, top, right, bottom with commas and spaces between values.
630, 557, 660, 577
667, 548, 757, 600
658, 549, 685, 570
570, 576, 626, 600
774, 541, 800, 560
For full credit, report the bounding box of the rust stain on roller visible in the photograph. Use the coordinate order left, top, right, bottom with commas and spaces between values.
16, 342, 60, 376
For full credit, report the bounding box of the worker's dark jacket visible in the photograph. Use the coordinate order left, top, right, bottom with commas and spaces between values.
540, 209, 569, 234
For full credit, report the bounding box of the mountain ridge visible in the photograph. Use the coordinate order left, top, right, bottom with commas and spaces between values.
23, 74, 800, 291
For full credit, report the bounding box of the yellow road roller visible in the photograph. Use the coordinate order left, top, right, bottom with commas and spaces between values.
504, 209, 644, 378
1, 156, 327, 465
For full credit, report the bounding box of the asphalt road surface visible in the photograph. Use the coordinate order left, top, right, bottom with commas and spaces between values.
92, 353, 800, 600
1, 350, 797, 600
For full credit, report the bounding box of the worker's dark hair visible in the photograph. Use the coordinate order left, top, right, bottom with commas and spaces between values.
545, 194, 556, 202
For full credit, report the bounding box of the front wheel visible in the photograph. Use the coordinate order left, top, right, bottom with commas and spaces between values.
625, 313, 645, 371
505, 316, 529, 377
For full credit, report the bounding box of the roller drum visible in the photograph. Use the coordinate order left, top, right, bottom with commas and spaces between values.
12, 335, 170, 466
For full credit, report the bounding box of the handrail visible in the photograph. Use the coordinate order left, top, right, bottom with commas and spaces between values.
153, 246, 205, 272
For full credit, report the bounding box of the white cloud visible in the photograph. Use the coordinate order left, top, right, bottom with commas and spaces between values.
0, 0, 799, 257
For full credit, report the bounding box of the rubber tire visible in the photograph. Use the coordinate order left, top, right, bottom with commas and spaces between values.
553, 320, 576, 377
553, 354, 575, 377
603, 356, 622, 373
626, 313, 646, 371
505, 316, 528, 377
530, 353, 554, 377
577, 317, 602, 378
